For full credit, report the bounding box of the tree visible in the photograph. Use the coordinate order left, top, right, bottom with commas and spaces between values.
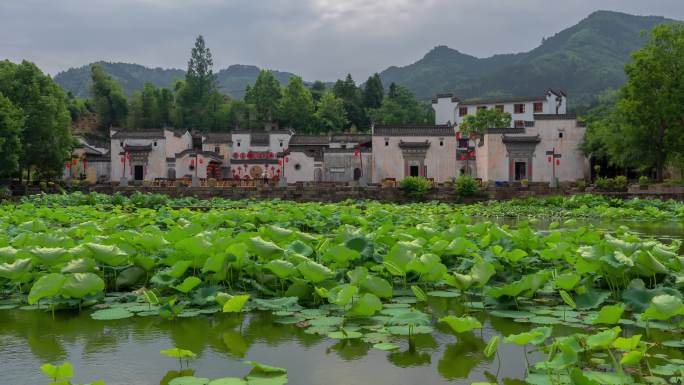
244, 70, 282, 123
315, 91, 348, 133
0, 92, 23, 177
0, 60, 73, 179
127, 91, 145, 129
363, 73, 384, 109
459, 108, 512, 135
310, 80, 327, 103
90, 64, 128, 130
368, 84, 433, 125
333, 74, 367, 129
615, 24, 684, 180
176, 35, 220, 130
278, 76, 315, 131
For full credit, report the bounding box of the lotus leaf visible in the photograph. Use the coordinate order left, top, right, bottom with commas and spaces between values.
439, 315, 482, 333
28, 273, 66, 304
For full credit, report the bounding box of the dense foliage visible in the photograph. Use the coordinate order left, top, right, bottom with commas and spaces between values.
0, 60, 73, 180
2, 193, 684, 383
581, 23, 684, 180
399, 176, 433, 198
454, 175, 479, 197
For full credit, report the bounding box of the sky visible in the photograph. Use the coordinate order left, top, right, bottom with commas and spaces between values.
1, 0, 683, 81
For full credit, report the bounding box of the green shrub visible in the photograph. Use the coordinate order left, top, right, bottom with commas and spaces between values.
399, 176, 432, 198
576, 180, 586, 190
594, 177, 614, 190
638, 176, 650, 185
614, 175, 628, 190
454, 175, 479, 197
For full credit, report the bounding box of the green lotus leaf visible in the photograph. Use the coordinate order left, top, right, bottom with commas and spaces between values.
208, 378, 247, 385
360, 275, 393, 298
575, 287, 611, 310
641, 295, 684, 321
586, 326, 621, 350
328, 284, 358, 306
349, 293, 382, 317
266, 259, 296, 279
60, 273, 105, 299
161, 348, 197, 359
40, 362, 73, 381
322, 244, 360, 267
286, 240, 314, 257
504, 326, 552, 345
29, 247, 69, 265
620, 350, 644, 366
168, 260, 193, 278
169, 377, 210, 385
223, 294, 251, 313
297, 260, 333, 283
28, 273, 67, 304
410, 285, 427, 302
247, 237, 283, 259
439, 315, 482, 333
0, 258, 32, 280
591, 303, 625, 325
61, 257, 97, 273
373, 342, 400, 351
554, 272, 581, 290
426, 290, 460, 298
484, 335, 500, 358
84, 243, 128, 266
174, 276, 202, 293
91, 307, 134, 320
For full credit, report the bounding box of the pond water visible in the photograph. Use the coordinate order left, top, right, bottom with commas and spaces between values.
1, 218, 682, 385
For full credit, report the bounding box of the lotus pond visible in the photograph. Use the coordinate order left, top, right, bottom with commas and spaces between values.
1, 193, 684, 385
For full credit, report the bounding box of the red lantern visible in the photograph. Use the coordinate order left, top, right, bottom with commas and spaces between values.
247, 152, 253, 159
548, 156, 552, 163
460, 155, 465, 161
240, 152, 246, 159
191, 159, 195, 166
277, 169, 281, 173
72, 159, 78, 166
456, 132, 461, 140
199, 158, 204, 164
126, 153, 131, 160
278, 159, 282, 166
232, 152, 238, 159
268, 152, 273, 158
469, 151, 475, 157
285, 157, 289, 163
66, 161, 71, 169
556, 159, 560, 166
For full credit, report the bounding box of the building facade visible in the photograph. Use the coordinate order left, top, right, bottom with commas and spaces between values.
286, 134, 372, 183
372, 125, 458, 183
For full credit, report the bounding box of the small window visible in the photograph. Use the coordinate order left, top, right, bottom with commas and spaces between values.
214, 146, 220, 153
384, 138, 389, 146
439, 140, 444, 146
514, 104, 525, 114
459, 107, 468, 116
558, 132, 564, 139
534, 102, 543, 113
514, 120, 525, 128
495, 105, 504, 112
279, 140, 284, 148
236, 141, 241, 147
153, 141, 157, 147
294, 163, 301, 171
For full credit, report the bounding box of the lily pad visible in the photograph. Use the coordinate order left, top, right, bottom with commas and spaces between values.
91, 308, 134, 320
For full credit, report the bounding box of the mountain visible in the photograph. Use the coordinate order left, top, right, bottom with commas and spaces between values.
378, 11, 678, 106
54, 62, 298, 99
54, 62, 185, 98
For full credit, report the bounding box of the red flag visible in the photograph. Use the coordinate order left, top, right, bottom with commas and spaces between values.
548, 156, 552, 163
354, 148, 360, 157
556, 159, 560, 166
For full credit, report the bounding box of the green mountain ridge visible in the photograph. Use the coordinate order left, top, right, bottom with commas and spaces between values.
380, 10, 678, 106
54, 10, 679, 107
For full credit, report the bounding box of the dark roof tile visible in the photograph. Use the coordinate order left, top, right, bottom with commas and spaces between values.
373, 125, 454, 137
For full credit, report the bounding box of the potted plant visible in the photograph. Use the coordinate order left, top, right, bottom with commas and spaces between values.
638, 176, 649, 189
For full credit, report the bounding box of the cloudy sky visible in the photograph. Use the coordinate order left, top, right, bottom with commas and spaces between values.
1, 0, 683, 81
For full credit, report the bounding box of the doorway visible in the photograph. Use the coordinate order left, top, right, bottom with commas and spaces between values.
409, 165, 419, 177
514, 161, 527, 181
353, 168, 362, 181
134, 165, 144, 181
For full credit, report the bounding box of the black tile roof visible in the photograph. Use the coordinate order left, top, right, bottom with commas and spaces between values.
533, 114, 577, 120
289, 135, 330, 145
460, 95, 546, 106
373, 125, 454, 137
502, 135, 541, 143
203, 133, 232, 143
399, 140, 431, 149
111, 129, 166, 140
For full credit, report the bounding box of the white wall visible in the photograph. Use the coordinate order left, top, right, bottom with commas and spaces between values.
285, 152, 315, 182
372, 135, 458, 183
433, 97, 457, 125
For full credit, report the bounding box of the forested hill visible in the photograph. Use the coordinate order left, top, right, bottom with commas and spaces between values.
55, 11, 679, 106
378, 11, 678, 106
54, 62, 297, 99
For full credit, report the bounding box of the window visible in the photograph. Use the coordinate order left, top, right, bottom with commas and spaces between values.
279, 140, 284, 148
514, 104, 525, 114
477, 106, 487, 112
459, 107, 468, 116
153, 141, 157, 147
458, 139, 469, 148
558, 132, 564, 139
214, 146, 220, 153
514, 161, 527, 181
236, 140, 241, 147
495, 105, 504, 112
439, 138, 444, 146
384, 138, 389, 146
534, 102, 543, 113
294, 163, 301, 171
514, 120, 525, 128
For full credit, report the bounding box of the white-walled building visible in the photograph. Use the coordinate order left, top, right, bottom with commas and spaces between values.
285, 134, 372, 183
229, 129, 292, 180
433, 89, 567, 128
372, 125, 458, 183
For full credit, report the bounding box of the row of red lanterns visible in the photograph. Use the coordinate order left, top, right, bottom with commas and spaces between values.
66, 158, 86, 169
232, 152, 276, 159
548, 156, 560, 166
